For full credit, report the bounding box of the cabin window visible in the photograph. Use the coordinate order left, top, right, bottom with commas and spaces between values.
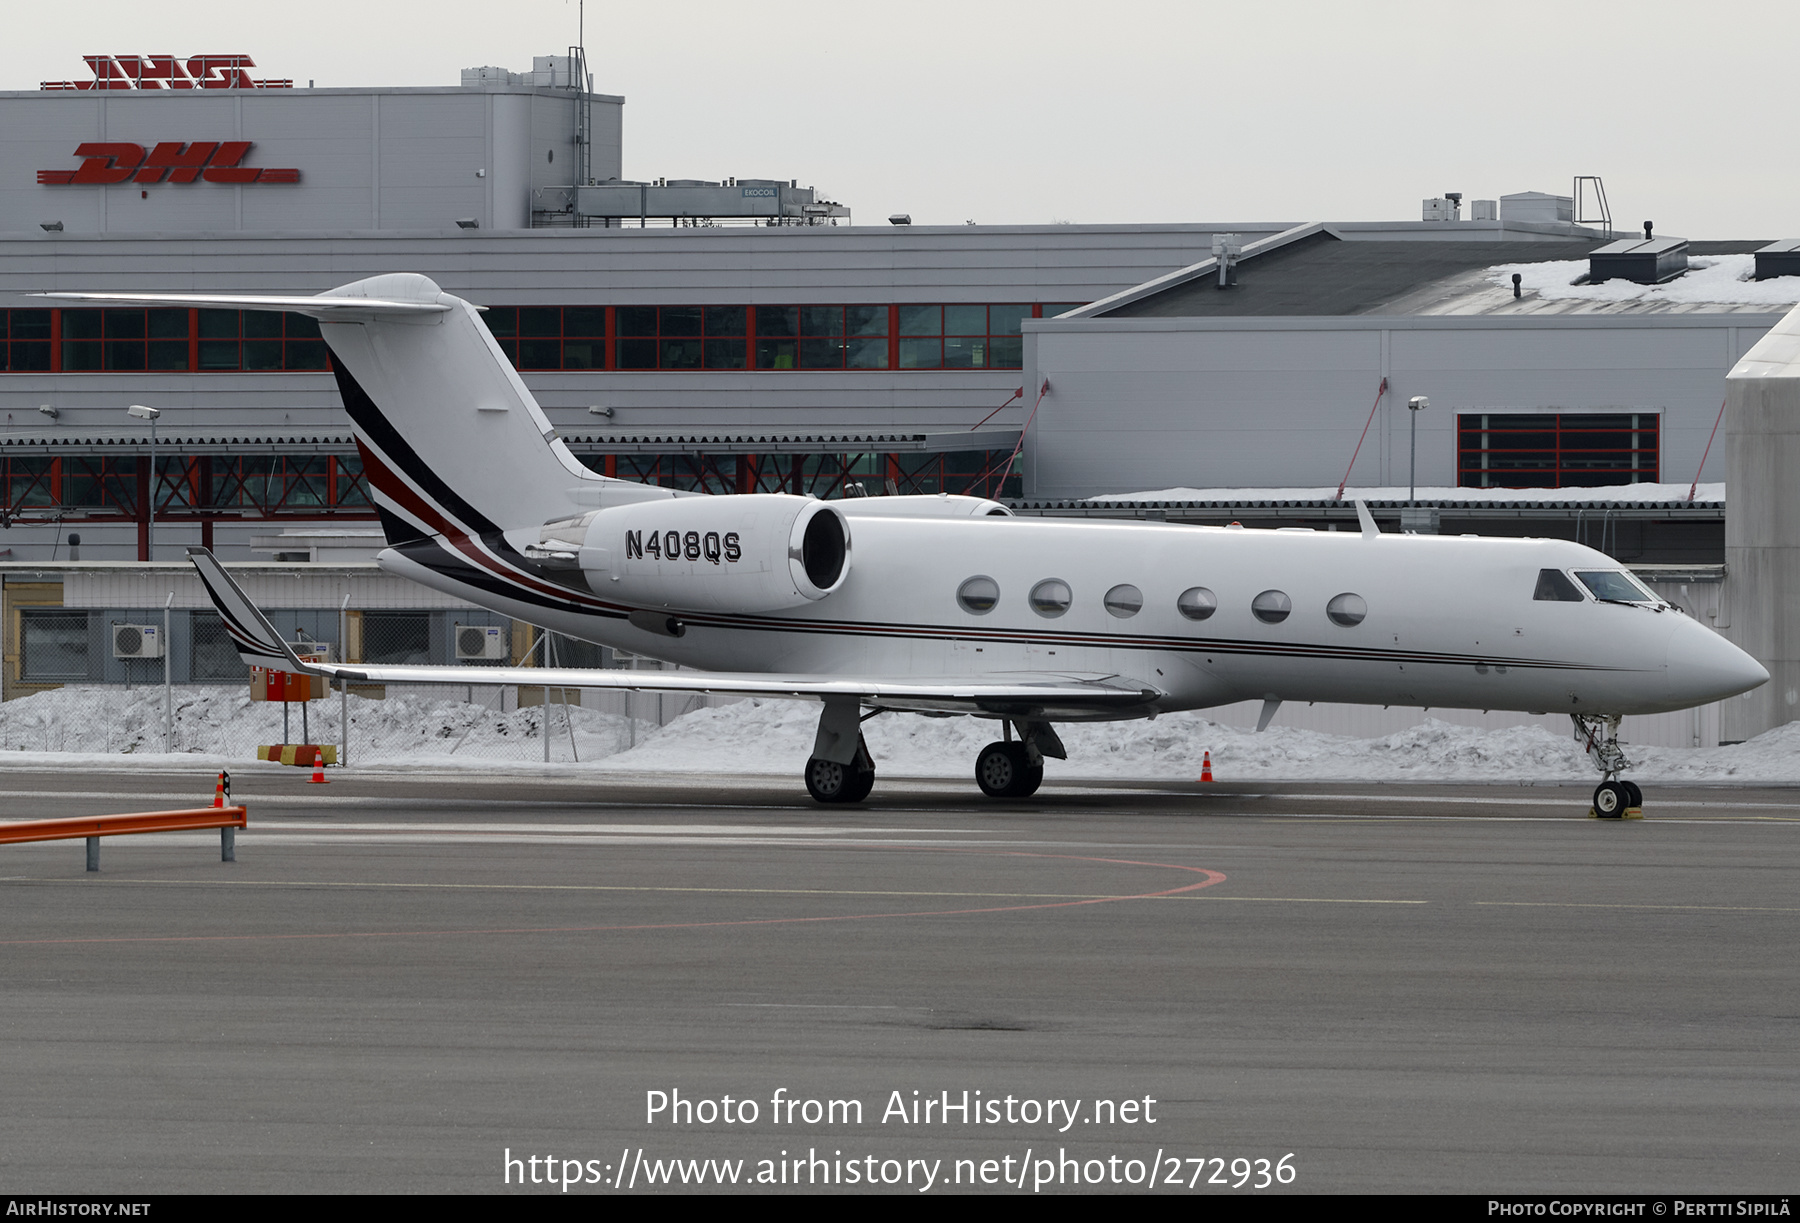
1029, 579, 1072, 618
1103, 584, 1143, 618
1251, 590, 1291, 624
1575, 570, 1658, 603
1176, 587, 1217, 621
1533, 569, 1585, 602
957, 576, 1000, 615
1326, 593, 1367, 627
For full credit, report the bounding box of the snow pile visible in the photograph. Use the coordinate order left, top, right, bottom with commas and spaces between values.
1087, 482, 1720, 505
0, 684, 637, 764
3, 684, 1800, 783
1490, 254, 1800, 307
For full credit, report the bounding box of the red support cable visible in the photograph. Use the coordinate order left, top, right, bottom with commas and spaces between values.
970, 386, 1023, 431
1334, 376, 1388, 500
1689, 396, 1727, 503
996, 379, 1051, 493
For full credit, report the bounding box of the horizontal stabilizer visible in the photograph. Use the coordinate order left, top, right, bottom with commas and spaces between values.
35, 291, 451, 317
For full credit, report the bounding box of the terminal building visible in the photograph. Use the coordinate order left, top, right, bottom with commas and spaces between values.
2, 52, 1795, 746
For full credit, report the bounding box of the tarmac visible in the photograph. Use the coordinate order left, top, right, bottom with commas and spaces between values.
1, 767, 1795, 1194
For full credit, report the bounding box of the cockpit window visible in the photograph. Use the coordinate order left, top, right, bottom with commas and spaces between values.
1533, 569, 1585, 602
1575, 570, 1658, 603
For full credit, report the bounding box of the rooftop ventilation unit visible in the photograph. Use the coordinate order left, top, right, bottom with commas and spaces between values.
1589, 235, 1688, 285
1754, 239, 1800, 281
1500, 191, 1573, 225
112, 623, 163, 659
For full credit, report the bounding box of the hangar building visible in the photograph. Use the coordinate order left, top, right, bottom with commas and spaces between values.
1, 52, 1793, 744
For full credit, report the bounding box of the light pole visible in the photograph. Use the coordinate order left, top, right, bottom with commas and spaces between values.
127, 405, 161, 560
1408, 395, 1428, 506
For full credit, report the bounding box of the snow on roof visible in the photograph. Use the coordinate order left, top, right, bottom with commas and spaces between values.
1493, 254, 1800, 307
1086, 483, 1724, 506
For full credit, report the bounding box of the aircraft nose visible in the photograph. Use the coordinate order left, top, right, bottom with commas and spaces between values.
1665, 615, 1768, 705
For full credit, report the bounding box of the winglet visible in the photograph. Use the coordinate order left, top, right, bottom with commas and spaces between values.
186, 546, 324, 675
1354, 499, 1380, 540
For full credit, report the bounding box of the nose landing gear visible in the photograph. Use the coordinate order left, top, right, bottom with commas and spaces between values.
1573, 714, 1643, 819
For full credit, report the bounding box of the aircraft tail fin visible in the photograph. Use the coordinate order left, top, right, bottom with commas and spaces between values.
314, 274, 615, 547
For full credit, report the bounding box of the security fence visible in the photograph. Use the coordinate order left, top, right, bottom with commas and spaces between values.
0, 601, 718, 764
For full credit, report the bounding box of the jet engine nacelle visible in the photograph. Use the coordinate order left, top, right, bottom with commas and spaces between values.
547, 494, 851, 612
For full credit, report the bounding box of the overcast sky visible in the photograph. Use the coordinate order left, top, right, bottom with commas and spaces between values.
6, 0, 1796, 236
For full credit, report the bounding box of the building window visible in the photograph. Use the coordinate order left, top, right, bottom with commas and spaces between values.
1458, 413, 1659, 488
7, 303, 1084, 376
21, 609, 89, 680
0, 309, 52, 372
898, 304, 1030, 370
198, 309, 329, 372
359, 613, 431, 665
59, 308, 189, 372
753, 306, 888, 370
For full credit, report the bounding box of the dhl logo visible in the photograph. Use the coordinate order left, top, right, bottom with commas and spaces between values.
38, 142, 300, 186
41, 54, 292, 91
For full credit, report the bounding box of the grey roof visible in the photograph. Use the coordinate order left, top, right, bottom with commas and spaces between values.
1102, 233, 1774, 318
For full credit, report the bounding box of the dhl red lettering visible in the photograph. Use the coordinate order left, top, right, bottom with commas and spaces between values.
136, 142, 218, 184
69, 142, 145, 184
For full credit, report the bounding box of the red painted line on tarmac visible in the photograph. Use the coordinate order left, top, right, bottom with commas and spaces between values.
0, 850, 1227, 946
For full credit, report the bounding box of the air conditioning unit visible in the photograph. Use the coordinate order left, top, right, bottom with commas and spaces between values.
455, 624, 508, 660
112, 623, 164, 659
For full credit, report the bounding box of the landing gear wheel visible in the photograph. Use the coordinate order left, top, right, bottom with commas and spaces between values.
1622, 780, 1643, 809
804, 756, 874, 804
976, 742, 1042, 799
1593, 780, 1630, 819
806, 758, 850, 803
840, 765, 875, 804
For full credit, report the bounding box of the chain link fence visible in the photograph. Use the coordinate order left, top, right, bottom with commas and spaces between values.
0, 603, 720, 765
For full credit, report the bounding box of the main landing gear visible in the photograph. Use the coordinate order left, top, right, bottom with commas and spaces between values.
974, 720, 1066, 800
801, 702, 1070, 805
1573, 713, 1642, 819
805, 736, 876, 804
805, 699, 877, 804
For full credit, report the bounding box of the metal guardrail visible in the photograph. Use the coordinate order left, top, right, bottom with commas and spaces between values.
0, 805, 247, 871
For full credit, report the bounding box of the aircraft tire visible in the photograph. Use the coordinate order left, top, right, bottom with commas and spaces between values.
976, 741, 1035, 799
1593, 780, 1629, 818
840, 765, 876, 804
1622, 780, 1643, 809
1015, 763, 1044, 799
805, 757, 853, 803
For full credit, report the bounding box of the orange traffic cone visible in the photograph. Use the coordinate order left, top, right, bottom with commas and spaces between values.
1200, 751, 1214, 783
213, 771, 226, 808
309, 745, 330, 785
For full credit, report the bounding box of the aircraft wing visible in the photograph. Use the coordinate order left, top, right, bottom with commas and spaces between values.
186, 547, 1161, 718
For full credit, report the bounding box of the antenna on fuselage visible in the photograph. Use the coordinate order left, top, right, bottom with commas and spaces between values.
1353, 499, 1380, 540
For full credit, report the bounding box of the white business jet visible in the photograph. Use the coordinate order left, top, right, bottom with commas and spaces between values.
48, 275, 1768, 814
